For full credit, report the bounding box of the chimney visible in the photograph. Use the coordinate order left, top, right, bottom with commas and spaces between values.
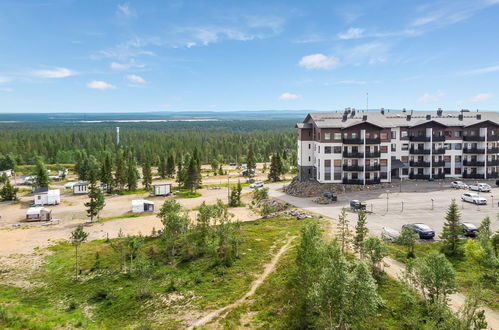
362, 115, 367, 121
458, 114, 463, 121
426, 114, 431, 120
437, 108, 443, 116
351, 108, 356, 117
380, 108, 385, 115
402, 108, 406, 112
477, 114, 482, 120
407, 114, 411, 121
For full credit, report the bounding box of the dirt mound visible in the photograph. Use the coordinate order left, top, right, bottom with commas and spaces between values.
283, 177, 394, 197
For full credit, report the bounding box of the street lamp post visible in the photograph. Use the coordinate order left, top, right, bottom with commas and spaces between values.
401, 201, 404, 212
431, 198, 434, 210
386, 190, 390, 212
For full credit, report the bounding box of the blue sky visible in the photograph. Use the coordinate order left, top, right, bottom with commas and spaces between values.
0, 0, 498, 113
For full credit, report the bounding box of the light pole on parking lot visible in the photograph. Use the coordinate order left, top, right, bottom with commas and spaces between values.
431, 198, 434, 210
491, 195, 494, 207
386, 190, 390, 212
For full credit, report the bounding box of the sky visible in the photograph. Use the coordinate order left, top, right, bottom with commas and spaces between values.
0, 0, 499, 113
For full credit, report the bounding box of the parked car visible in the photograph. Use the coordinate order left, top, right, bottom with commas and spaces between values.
402, 223, 435, 239
461, 192, 487, 205
496, 180, 499, 187
63, 182, 76, 189
250, 181, 264, 188
460, 222, 478, 237
381, 227, 400, 242
350, 200, 367, 212
469, 183, 491, 192
451, 181, 468, 189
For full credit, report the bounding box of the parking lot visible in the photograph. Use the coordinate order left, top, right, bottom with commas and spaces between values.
269, 180, 499, 237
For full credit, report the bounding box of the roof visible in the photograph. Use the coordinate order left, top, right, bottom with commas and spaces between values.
33, 187, 49, 194
132, 199, 154, 205
299, 111, 499, 129
74, 182, 90, 187
26, 207, 50, 215
153, 183, 171, 187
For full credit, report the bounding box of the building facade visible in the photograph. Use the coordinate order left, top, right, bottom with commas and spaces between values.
296, 110, 499, 184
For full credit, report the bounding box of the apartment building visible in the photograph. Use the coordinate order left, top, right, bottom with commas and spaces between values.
296, 109, 499, 184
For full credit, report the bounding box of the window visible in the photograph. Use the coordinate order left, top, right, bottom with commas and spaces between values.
444, 143, 452, 150
454, 143, 462, 150
333, 146, 342, 153
454, 131, 462, 138
391, 144, 396, 152
324, 160, 331, 180
380, 159, 388, 166
380, 132, 388, 140
352, 172, 358, 180
455, 167, 461, 174
308, 143, 311, 149
325, 146, 332, 154
308, 156, 311, 162
334, 133, 342, 140
318, 146, 320, 153
380, 146, 388, 153
402, 143, 409, 151
391, 130, 397, 139
455, 155, 461, 162
401, 131, 408, 138
402, 168, 409, 175
380, 172, 388, 179
352, 132, 358, 138
325, 133, 331, 140
401, 156, 409, 162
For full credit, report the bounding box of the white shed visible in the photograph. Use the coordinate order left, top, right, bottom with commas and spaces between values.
26, 207, 52, 221
152, 184, 171, 196
132, 200, 155, 213
73, 182, 89, 195
33, 189, 60, 206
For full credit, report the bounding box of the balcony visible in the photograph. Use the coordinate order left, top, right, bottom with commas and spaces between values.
409, 173, 445, 180
432, 161, 446, 167
488, 136, 499, 141
365, 151, 381, 158
409, 161, 430, 167
463, 148, 485, 154
432, 148, 446, 154
432, 136, 446, 142
409, 148, 430, 155
487, 172, 499, 178
487, 147, 499, 153
462, 173, 485, 179
463, 136, 485, 141
365, 138, 381, 144
409, 136, 430, 142
342, 165, 364, 171
365, 165, 381, 171
487, 160, 499, 166
342, 178, 380, 185
343, 151, 364, 158
343, 138, 363, 144
463, 160, 485, 166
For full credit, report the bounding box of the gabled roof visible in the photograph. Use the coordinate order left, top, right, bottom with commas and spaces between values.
74, 182, 90, 187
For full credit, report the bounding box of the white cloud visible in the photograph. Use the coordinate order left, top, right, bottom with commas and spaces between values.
299, 54, 339, 70
34, 67, 75, 78
87, 80, 117, 90
0, 77, 11, 84
279, 92, 300, 101
338, 27, 365, 40
418, 91, 445, 103
0, 87, 13, 92
111, 60, 144, 70
461, 64, 499, 75
471, 93, 493, 102
126, 74, 146, 84
117, 2, 135, 17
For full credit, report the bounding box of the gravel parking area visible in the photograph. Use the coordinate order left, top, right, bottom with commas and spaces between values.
268, 180, 499, 237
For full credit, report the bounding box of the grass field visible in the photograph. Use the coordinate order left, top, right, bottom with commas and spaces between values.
0, 216, 306, 329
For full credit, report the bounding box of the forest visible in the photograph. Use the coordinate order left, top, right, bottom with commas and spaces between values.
0, 119, 297, 168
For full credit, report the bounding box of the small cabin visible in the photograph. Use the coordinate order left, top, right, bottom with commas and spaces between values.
0, 169, 13, 177
132, 200, 155, 213
33, 188, 60, 206
152, 184, 171, 196
26, 207, 52, 221
73, 182, 90, 195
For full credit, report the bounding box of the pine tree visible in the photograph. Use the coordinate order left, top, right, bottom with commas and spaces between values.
126, 160, 139, 191
158, 156, 167, 179
70, 225, 89, 280
0, 180, 18, 201
114, 152, 127, 192
229, 181, 242, 207
142, 159, 152, 191
85, 181, 105, 222
440, 199, 463, 256
246, 144, 256, 177
337, 207, 351, 252
176, 157, 183, 187
185, 157, 198, 192
33, 160, 49, 188
100, 154, 114, 193
268, 153, 281, 182
166, 154, 175, 178
354, 210, 368, 254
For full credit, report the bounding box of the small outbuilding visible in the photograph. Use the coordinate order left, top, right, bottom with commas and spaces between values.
152, 183, 171, 196
26, 207, 52, 221
132, 200, 155, 213
33, 188, 60, 206
0, 169, 13, 177
73, 182, 90, 195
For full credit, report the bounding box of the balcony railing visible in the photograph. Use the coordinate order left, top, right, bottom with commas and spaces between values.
409, 136, 430, 142
365, 151, 381, 158
343, 151, 364, 158
487, 147, 499, 153
342, 178, 381, 185
432, 161, 446, 167
487, 172, 499, 178
487, 160, 499, 166
342, 165, 364, 171
409, 161, 430, 167
432, 148, 446, 154
365, 138, 381, 144
463, 136, 485, 141
463, 160, 485, 166
409, 173, 445, 180
488, 136, 499, 141
432, 136, 446, 142
463, 148, 485, 154
462, 173, 485, 179
409, 148, 430, 155
365, 165, 381, 171
343, 138, 363, 144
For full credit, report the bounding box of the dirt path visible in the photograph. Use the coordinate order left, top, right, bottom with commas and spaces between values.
383, 257, 499, 329
187, 235, 296, 329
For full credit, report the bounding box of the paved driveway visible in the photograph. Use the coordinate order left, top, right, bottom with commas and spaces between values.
267, 181, 499, 237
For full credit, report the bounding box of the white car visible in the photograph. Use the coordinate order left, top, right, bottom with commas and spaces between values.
462, 192, 487, 205
451, 181, 468, 189
469, 183, 491, 192
63, 182, 76, 189
250, 181, 264, 189
381, 227, 400, 242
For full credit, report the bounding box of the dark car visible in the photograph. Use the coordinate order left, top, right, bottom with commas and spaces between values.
461, 222, 478, 237
402, 223, 435, 239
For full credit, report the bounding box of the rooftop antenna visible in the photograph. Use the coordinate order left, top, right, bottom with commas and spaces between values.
116, 127, 120, 145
